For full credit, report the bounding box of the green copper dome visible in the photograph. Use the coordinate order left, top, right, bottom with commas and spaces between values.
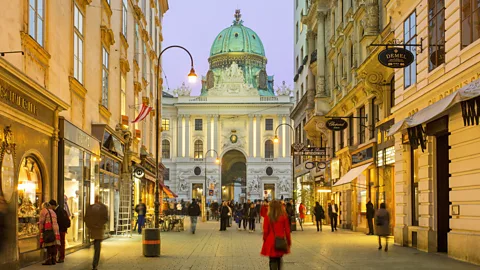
210, 13, 265, 57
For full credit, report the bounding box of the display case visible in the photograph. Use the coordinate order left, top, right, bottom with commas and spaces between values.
17, 156, 42, 253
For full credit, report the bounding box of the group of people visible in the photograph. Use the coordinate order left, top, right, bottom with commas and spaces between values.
38, 196, 108, 270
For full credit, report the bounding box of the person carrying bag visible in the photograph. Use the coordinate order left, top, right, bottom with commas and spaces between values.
39, 202, 60, 265
261, 200, 291, 270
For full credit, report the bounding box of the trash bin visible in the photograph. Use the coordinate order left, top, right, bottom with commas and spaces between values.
143, 228, 161, 257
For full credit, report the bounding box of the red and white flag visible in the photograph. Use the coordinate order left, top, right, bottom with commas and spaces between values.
131, 104, 153, 123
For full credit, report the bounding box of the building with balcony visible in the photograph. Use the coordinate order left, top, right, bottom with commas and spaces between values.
161, 11, 294, 203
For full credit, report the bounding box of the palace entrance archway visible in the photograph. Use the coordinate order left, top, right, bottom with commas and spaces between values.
221, 150, 246, 202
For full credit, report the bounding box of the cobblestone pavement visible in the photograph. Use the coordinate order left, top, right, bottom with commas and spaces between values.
24, 220, 478, 270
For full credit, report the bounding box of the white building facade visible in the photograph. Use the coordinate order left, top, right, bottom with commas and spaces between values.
161, 11, 294, 203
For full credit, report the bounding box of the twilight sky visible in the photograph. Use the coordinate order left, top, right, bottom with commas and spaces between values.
161, 0, 293, 96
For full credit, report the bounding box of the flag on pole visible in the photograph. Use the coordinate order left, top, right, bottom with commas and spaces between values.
131, 104, 153, 123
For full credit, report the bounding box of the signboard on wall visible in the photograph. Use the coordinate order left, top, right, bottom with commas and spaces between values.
352, 146, 374, 166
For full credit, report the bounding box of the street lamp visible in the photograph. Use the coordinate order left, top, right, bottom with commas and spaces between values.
155, 45, 196, 230
203, 149, 220, 222
273, 123, 297, 209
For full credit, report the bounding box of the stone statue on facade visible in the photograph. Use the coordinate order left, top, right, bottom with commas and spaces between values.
206, 62, 258, 96
248, 175, 260, 193
173, 82, 192, 96
279, 176, 290, 193
178, 171, 188, 192
276, 81, 292, 96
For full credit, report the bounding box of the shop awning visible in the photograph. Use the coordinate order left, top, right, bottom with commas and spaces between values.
387, 78, 480, 137
159, 182, 177, 198
333, 162, 373, 187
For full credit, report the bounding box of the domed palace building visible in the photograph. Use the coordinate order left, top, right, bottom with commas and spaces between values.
161, 10, 294, 203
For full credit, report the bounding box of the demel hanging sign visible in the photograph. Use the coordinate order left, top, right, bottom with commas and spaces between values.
326, 118, 348, 131
378, 47, 414, 68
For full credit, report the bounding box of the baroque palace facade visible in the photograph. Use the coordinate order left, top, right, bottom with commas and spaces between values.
300, 0, 480, 265
0, 0, 169, 268
161, 11, 294, 203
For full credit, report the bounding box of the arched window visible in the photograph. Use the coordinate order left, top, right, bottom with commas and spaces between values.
194, 140, 203, 159
265, 140, 274, 158
162, 140, 170, 159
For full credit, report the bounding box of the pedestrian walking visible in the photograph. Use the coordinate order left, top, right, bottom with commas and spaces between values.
261, 200, 291, 270
255, 201, 261, 223
219, 201, 231, 231
234, 204, 244, 230
328, 200, 338, 232
260, 199, 268, 232
247, 203, 258, 232
134, 199, 147, 234
285, 200, 294, 231
85, 195, 108, 270
242, 199, 251, 230
376, 203, 390, 251
176, 201, 183, 216
187, 199, 201, 234
49, 200, 70, 263
39, 202, 61, 265
298, 202, 306, 231
313, 202, 325, 232
366, 200, 375, 235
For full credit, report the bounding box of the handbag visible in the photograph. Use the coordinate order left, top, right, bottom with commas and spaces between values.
42, 209, 56, 243
270, 219, 288, 252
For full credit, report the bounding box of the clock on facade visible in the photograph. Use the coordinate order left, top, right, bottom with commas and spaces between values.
230, 134, 238, 144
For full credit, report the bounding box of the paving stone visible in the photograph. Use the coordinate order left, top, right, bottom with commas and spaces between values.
23, 221, 478, 270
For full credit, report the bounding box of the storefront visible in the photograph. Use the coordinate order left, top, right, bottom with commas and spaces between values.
376, 119, 395, 233
333, 144, 375, 232
0, 58, 68, 269
91, 124, 126, 236
58, 118, 100, 250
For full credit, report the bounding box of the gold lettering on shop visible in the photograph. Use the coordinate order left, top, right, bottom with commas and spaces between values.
427, 73, 480, 106
0, 84, 38, 115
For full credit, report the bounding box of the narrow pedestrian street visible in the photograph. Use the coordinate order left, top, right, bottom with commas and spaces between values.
23, 221, 476, 270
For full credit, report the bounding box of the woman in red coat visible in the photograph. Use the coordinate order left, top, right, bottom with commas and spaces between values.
261, 200, 291, 269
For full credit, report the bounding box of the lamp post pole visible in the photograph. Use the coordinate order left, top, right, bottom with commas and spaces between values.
155, 45, 196, 229
203, 149, 220, 222
273, 123, 296, 205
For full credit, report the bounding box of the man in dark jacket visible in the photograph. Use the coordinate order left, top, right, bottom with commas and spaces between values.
255, 201, 261, 223
187, 199, 201, 234
328, 200, 339, 232
366, 200, 375, 235
85, 196, 108, 270
49, 199, 70, 263
242, 199, 251, 230
135, 199, 147, 234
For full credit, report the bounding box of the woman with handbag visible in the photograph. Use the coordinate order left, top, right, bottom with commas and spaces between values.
39, 202, 61, 265
313, 202, 325, 232
375, 203, 390, 251
261, 200, 291, 270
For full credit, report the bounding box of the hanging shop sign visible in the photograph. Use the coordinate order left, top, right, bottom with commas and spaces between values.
294, 147, 326, 156
133, 167, 145, 178
326, 118, 348, 131
378, 47, 414, 68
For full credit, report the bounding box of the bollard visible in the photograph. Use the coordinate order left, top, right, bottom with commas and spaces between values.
143, 228, 161, 257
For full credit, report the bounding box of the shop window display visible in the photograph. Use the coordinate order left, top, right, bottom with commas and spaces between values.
64, 144, 84, 247
17, 156, 42, 253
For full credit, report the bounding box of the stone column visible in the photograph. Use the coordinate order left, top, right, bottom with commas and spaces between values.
248, 114, 254, 157
276, 115, 283, 158
213, 115, 219, 154
316, 11, 326, 97
207, 115, 212, 156
365, 0, 379, 35
306, 31, 316, 111
255, 114, 262, 157
177, 115, 183, 157
185, 114, 190, 158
